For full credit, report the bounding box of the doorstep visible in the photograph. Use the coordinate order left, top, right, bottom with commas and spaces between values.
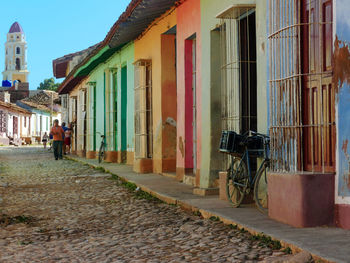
65, 155, 350, 263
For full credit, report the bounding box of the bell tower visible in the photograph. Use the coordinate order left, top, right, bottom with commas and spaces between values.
2, 22, 29, 83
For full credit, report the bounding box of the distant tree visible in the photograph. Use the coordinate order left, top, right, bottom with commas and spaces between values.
37, 78, 61, 91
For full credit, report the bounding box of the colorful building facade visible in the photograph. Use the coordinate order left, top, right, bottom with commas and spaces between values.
198, 0, 268, 193
55, 0, 350, 230
133, 8, 177, 174
85, 43, 135, 164
176, 0, 202, 186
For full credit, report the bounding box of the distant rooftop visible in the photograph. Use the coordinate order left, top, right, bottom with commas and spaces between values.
9, 22, 23, 34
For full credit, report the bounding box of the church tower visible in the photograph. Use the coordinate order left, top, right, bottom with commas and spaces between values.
2, 22, 29, 83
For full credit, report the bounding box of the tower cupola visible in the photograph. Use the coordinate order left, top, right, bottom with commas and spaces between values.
2, 22, 29, 83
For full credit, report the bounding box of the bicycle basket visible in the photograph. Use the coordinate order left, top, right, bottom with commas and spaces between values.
247, 135, 264, 157
219, 131, 245, 154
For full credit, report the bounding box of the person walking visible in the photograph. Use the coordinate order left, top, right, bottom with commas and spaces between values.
62, 122, 68, 155
50, 119, 64, 160
64, 123, 72, 154
42, 132, 49, 149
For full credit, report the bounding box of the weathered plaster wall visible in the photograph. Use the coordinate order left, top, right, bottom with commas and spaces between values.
335, 0, 350, 204
200, 0, 267, 188
89, 67, 105, 151
134, 10, 177, 173
177, 0, 201, 183
87, 43, 135, 156
68, 79, 89, 154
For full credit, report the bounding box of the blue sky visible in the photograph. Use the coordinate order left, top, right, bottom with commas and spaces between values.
0, 0, 130, 90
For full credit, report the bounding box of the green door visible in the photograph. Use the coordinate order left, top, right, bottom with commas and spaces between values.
121, 66, 127, 153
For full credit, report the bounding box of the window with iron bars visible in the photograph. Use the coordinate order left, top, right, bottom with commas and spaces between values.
134, 60, 153, 159
218, 5, 258, 170
268, 0, 335, 173
0, 110, 7, 133
219, 5, 257, 134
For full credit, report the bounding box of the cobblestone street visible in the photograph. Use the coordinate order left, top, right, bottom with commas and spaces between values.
0, 147, 286, 263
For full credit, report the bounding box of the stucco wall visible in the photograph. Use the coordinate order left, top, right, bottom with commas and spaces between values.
335, 0, 350, 204
177, 0, 202, 183
200, 0, 267, 188
134, 10, 177, 173
87, 43, 135, 155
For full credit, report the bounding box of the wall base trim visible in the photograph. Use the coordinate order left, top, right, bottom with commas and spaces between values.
86, 151, 97, 159
335, 204, 350, 229
105, 151, 118, 163
133, 158, 153, 174
268, 172, 335, 228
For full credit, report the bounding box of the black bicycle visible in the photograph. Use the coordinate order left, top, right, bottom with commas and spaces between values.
220, 130, 270, 213
98, 135, 106, 163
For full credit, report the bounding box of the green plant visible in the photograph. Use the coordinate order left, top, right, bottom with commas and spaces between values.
209, 216, 220, 222
240, 227, 248, 233
94, 167, 105, 173
229, 224, 238, 229
135, 190, 161, 202
193, 210, 202, 217
283, 247, 292, 254
18, 240, 33, 246
121, 181, 137, 191
249, 233, 282, 250
0, 214, 35, 226
108, 174, 120, 181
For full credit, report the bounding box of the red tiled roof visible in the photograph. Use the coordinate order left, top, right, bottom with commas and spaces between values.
0, 100, 31, 115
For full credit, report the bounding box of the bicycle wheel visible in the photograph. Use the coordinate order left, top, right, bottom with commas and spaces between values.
226, 157, 249, 207
98, 143, 105, 163
254, 161, 269, 214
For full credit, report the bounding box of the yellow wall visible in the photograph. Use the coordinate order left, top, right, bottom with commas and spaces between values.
12, 74, 27, 83
134, 9, 177, 173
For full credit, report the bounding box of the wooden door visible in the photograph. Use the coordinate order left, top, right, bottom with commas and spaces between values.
302, 0, 335, 172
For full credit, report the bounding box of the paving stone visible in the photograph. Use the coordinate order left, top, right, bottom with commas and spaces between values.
0, 146, 289, 262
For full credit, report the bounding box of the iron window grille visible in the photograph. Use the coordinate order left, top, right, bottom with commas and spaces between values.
268, 0, 335, 173
134, 59, 153, 159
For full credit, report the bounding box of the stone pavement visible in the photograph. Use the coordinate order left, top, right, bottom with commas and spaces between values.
66, 153, 350, 263
0, 146, 292, 263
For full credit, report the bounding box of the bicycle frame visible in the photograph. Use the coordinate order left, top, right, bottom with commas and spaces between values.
232, 134, 270, 188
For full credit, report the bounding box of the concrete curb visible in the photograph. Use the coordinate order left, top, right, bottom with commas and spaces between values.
64, 155, 333, 263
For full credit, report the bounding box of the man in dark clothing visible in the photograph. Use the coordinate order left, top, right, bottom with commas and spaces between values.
62, 122, 68, 154
50, 119, 64, 160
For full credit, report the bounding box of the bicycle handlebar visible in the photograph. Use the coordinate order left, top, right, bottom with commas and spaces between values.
95, 132, 105, 138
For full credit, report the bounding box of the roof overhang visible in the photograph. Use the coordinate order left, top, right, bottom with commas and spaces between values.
109, 0, 178, 48
58, 75, 86, 95
58, 0, 179, 95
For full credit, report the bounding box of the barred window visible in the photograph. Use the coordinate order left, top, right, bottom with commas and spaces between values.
0, 110, 7, 133
134, 59, 152, 159
268, 0, 334, 173
218, 5, 257, 134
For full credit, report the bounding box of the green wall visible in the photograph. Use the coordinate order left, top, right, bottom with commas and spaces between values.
88, 42, 135, 153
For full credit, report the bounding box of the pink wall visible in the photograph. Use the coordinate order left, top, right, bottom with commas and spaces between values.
176, 0, 201, 180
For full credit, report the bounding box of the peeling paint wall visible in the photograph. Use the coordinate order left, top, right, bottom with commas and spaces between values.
200, 0, 267, 188
87, 43, 135, 154
334, 0, 350, 203
177, 0, 202, 181
134, 10, 177, 173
